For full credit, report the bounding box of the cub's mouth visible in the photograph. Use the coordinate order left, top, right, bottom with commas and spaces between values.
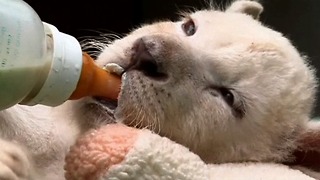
92, 63, 124, 112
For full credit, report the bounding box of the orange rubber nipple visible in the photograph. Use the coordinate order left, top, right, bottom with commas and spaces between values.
69, 53, 121, 100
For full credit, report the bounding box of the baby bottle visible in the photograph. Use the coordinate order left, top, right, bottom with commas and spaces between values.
0, 0, 121, 110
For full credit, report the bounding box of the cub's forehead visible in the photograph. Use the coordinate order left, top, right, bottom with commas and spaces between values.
179, 0, 264, 23
185, 9, 258, 25
179, 9, 272, 44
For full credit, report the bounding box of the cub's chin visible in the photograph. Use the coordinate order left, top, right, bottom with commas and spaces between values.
93, 97, 118, 111
77, 97, 119, 128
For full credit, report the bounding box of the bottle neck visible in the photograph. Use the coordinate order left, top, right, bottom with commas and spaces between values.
21, 22, 83, 106
19, 25, 54, 104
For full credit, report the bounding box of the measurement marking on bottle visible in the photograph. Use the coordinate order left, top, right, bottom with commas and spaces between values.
1, 58, 7, 68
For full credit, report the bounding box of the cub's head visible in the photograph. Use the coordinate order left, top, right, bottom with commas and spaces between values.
84, 0, 318, 163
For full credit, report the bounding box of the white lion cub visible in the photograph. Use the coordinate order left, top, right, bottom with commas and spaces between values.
0, 0, 319, 179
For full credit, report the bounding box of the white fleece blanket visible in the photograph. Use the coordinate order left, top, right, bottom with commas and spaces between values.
64, 124, 319, 180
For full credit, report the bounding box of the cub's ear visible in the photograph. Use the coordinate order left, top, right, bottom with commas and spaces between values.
226, 0, 263, 20
287, 120, 320, 172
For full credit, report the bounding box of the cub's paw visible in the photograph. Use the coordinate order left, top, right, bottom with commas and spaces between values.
0, 139, 35, 180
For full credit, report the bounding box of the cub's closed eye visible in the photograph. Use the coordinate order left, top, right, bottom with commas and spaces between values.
219, 88, 234, 107
208, 86, 234, 106
219, 88, 246, 119
208, 86, 245, 118
181, 18, 196, 36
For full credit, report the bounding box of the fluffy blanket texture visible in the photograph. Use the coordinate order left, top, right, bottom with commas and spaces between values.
64, 124, 317, 180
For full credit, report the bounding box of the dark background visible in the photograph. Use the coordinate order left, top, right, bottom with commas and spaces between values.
24, 0, 320, 117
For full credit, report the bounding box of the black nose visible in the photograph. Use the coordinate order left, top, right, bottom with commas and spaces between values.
129, 38, 168, 81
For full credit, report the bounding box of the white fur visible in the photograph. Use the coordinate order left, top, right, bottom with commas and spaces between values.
100, 2, 317, 164
0, 0, 318, 179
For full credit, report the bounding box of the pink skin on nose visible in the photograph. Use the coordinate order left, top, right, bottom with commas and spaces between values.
64, 124, 138, 180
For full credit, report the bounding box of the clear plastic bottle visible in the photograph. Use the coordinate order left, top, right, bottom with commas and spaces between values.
0, 0, 121, 110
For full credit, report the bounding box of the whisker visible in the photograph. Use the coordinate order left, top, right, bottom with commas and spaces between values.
155, 111, 161, 135
134, 109, 142, 128
127, 109, 139, 127
149, 109, 157, 133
